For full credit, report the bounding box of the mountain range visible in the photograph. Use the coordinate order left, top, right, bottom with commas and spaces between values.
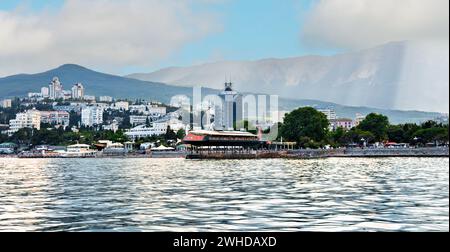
0, 64, 443, 124
127, 41, 449, 113
0, 64, 217, 103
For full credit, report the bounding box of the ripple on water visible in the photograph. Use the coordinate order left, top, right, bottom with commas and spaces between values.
0, 157, 448, 232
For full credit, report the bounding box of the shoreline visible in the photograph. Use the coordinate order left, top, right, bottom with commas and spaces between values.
1, 147, 448, 159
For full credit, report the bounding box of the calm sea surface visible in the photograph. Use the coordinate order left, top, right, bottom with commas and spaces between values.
0, 157, 448, 232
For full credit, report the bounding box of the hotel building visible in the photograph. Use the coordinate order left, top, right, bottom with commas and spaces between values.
40, 111, 70, 127
71, 83, 85, 100
81, 106, 104, 127
8, 109, 41, 134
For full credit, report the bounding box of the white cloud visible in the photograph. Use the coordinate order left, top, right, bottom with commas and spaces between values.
301, 0, 449, 49
0, 0, 220, 76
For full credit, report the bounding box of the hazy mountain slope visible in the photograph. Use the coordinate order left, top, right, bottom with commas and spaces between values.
128, 41, 449, 113
0, 64, 217, 103
0, 64, 441, 124
278, 98, 442, 125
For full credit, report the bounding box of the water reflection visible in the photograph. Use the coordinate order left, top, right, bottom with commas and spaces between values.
0, 157, 448, 232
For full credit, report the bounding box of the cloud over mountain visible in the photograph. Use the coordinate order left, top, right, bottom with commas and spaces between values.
301, 0, 449, 50
127, 41, 449, 113
0, 0, 220, 76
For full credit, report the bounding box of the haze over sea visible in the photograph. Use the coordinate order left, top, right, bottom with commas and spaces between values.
0, 157, 448, 232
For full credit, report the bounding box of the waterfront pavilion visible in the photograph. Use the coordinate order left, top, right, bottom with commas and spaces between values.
183, 130, 262, 157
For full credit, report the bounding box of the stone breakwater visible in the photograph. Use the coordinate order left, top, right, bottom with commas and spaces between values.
186, 147, 449, 159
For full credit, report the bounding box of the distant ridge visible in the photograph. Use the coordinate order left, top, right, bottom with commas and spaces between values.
0, 64, 217, 103
127, 41, 449, 113
0, 64, 442, 124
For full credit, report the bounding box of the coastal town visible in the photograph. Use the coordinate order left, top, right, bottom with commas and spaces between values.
0, 77, 448, 159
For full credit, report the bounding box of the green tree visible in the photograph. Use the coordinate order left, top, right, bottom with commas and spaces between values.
165, 126, 177, 141
329, 126, 346, 146
387, 125, 405, 143
280, 107, 329, 147
357, 113, 389, 142
414, 127, 449, 145
176, 129, 186, 140
342, 128, 375, 145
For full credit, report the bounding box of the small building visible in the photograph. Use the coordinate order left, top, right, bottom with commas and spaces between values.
40, 111, 70, 127
330, 118, 355, 131
112, 101, 129, 111
318, 109, 337, 120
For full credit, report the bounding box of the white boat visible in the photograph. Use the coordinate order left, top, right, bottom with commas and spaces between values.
60, 144, 97, 158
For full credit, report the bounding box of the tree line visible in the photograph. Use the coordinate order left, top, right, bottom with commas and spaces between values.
279, 107, 449, 149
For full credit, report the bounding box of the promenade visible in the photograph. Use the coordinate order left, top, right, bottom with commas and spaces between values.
187, 147, 449, 159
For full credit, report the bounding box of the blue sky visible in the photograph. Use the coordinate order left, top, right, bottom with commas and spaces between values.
169, 0, 334, 62
0, 0, 447, 76
0, 0, 342, 74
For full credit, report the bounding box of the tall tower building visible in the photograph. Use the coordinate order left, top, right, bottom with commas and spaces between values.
71, 83, 85, 100
214, 82, 243, 131
49, 77, 63, 100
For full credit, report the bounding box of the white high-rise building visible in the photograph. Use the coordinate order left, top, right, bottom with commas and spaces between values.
318, 109, 337, 121
81, 107, 104, 127
8, 109, 41, 134
71, 83, 84, 100
214, 82, 243, 131
49, 77, 64, 100
41, 87, 49, 98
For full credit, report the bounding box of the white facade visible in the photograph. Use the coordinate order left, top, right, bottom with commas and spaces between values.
128, 104, 166, 116
49, 77, 64, 100
214, 82, 243, 131
40, 111, 70, 127
318, 109, 337, 121
165, 118, 186, 132
124, 118, 180, 139
8, 109, 41, 134
81, 107, 104, 127
148, 106, 167, 116
0, 99, 12, 108
41, 87, 49, 98
355, 113, 366, 126
330, 118, 355, 131
113, 101, 129, 111
71, 83, 85, 99
83, 95, 96, 102
28, 92, 43, 99
129, 105, 147, 114
125, 124, 167, 139
99, 96, 113, 103
103, 120, 119, 133
62, 90, 72, 100
130, 115, 149, 126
